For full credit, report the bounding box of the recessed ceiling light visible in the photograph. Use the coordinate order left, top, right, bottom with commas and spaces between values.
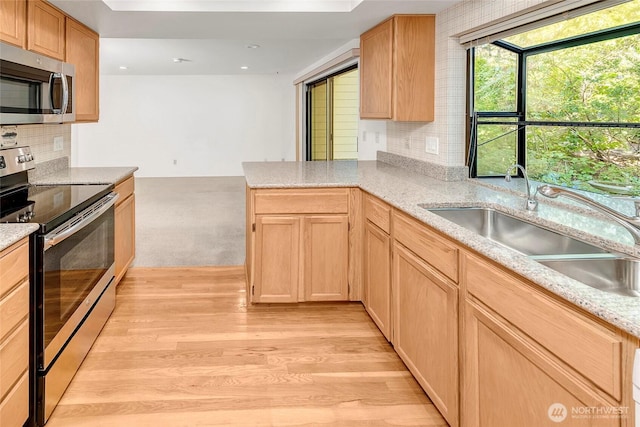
247, 44, 260, 49
172, 58, 191, 63
119, 66, 128, 70
240, 66, 249, 70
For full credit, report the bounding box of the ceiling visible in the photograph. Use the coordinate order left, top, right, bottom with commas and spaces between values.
49, 0, 458, 75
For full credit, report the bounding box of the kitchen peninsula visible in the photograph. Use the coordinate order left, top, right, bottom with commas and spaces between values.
244, 156, 640, 427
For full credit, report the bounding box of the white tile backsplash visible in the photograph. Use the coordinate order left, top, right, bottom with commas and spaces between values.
1, 124, 71, 165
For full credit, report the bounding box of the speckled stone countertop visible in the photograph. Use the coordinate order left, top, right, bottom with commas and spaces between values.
30, 166, 138, 185
244, 160, 640, 338
0, 224, 38, 252
1, 166, 138, 252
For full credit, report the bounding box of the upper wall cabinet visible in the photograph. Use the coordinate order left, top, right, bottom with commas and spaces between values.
66, 17, 99, 122
359, 15, 435, 122
0, 0, 101, 122
0, 0, 27, 48
27, 0, 65, 60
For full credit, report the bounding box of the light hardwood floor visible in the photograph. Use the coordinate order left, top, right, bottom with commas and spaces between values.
46, 267, 448, 426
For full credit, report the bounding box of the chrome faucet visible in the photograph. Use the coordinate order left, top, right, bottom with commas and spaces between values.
538, 185, 640, 245
505, 164, 538, 211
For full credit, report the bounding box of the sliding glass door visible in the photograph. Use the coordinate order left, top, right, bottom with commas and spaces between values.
307, 67, 359, 161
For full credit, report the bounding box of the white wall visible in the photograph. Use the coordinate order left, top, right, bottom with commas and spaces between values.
72, 73, 295, 177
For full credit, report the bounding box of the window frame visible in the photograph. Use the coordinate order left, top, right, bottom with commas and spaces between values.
468, 21, 640, 179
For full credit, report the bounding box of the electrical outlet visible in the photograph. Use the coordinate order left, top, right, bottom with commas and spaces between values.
425, 136, 439, 154
403, 137, 411, 150
173, 159, 177, 165
362, 131, 367, 142
53, 137, 63, 152
375, 132, 380, 144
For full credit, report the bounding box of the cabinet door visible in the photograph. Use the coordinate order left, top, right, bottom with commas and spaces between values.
359, 17, 393, 119
66, 18, 99, 122
0, 0, 26, 48
27, 0, 65, 60
393, 242, 458, 427
364, 220, 391, 340
115, 193, 135, 285
393, 15, 435, 122
254, 216, 300, 303
464, 300, 621, 427
303, 215, 349, 301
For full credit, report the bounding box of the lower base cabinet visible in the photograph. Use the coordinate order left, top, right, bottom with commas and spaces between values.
253, 214, 349, 302
465, 300, 623, 427
463, 253, 627, 427
254, 215, 300, 302
393, 242, 459, 427
303, 215, 349, 301
0, 238, 29, 427
364, 220, 391, 340
114, 176, 136, 285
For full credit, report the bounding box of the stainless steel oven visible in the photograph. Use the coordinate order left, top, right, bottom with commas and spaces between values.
0, 41, 75, 125
33, 191, 118, 425
0, 146, 118, 426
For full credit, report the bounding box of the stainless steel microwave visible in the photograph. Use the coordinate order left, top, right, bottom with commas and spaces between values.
0, 42, 76, 125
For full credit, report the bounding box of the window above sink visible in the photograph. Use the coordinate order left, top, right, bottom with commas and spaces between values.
468, 0, 640, 196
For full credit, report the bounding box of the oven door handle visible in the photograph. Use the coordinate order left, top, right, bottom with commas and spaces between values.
44, 193, 119, 250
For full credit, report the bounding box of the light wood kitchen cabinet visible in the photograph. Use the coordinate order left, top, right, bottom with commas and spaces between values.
303, 215, 349, 301
2, 0, 101, 121
463, 252, 626, 426
254, 215, 300, 303
27, 0, 65, 60
392, 241, 459, 427
0, 237, 30, 427
248, 188, 351, 303
65, 17, 99, 122
360, 15, 435, 122
114, 175, 135, 285
0, 0, 26, 48
363, 194, 392, 340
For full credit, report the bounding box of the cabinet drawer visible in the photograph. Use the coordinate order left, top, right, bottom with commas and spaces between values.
365, 194, 391, 233
0, 320, 28, 401
393, 212, 458, 283
0, 241, 28, 298
465, 253, 622, 400
0, 281, 28, 342
115, 176, 135, 206
0, 371, 28, 427
254, 189, 349, 214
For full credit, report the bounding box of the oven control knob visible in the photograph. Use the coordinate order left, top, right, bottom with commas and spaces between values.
17, 155, 26, 163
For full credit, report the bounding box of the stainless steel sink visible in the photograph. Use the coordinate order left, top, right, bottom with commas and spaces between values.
423, 207, 609, 257
539, 257, 640, 297
422, 206, 640, 297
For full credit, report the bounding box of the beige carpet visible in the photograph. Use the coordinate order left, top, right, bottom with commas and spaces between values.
132, 176, 246, 267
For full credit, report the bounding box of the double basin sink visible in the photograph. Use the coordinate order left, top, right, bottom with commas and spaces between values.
422, 206, 640, 297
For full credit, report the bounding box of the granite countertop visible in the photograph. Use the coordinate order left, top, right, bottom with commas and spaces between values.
1, 166, 139, 251
31, 166, 139, 185
243, 160, 640, 338
0, 224, 39, 252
